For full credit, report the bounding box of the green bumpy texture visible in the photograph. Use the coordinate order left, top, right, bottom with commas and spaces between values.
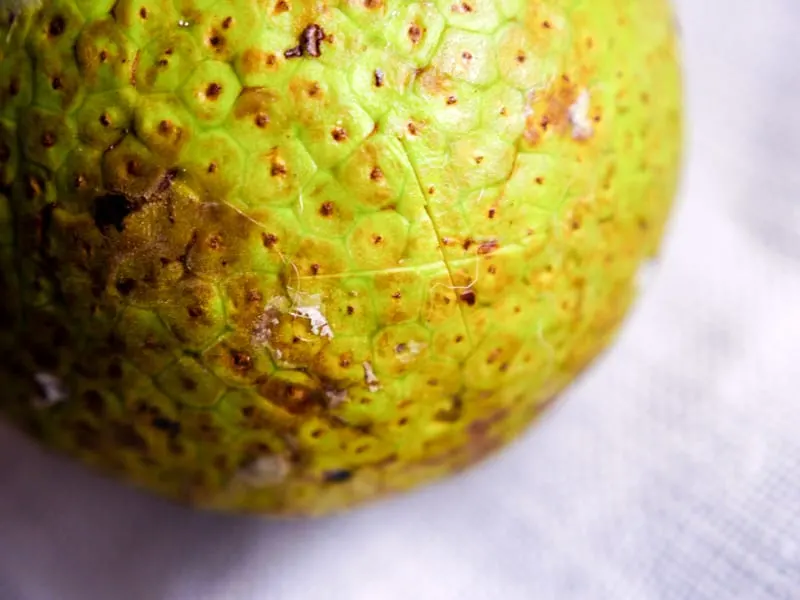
0, 0, 682, 516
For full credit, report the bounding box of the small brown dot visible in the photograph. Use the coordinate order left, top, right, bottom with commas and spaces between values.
455, 335, 464, 343
157, 58, 169, 67
307, 82, 321, 97
99, 50, 108, 62
459, 290, 476, 305
488, 264, 497, 274
372, 234, 383, 244
535, 176, 544, 185
48, 16, 66, 37
462, 51, 473, 60
446, 95, 457, 105
475, 156, 484, 164
275, 0, 289, 13
73, 174, 87, 188
8, 79, 20, 96
187, 305, 204, 318
542, 20, 552, 29
391, 291, 401, 299
116, 278, 136, 295
99, 113, 111, 127
222, 16, 233, 29
207, 162, 217, 173
254, 113, 269, 128
516, 52, 526, 63
331, 126, 347, 142
397, 417, 409, 426
158, 120, 172, 134
310, 428, 324, 439
51, 77, 63, 90
261, 232, 278, 247
265, 53, 277, 66
41, 132, 56, 148
370, 166, 383, 180
408, 24, 422, 44
407, 122, 418, 135
488, 207, 496, 218
205, 83, 222, 99
139, 7, 148, 18
230, 350, 252, 370
209, 35, 222, 47
428, 186, 435, 195
374, 69, 385, 87
310, 263, 320, 275
242, 406, 255, 417
346, 306, 354, 315
319, 201, 334, 216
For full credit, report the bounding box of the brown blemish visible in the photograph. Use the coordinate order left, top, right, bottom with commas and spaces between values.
222, 16, 233, 29
254, 113, 269, 128
408, 24, 422, 44
205, 82, 222, 99
207, 162, 217, 173
40, 132, 56, 148
231, 350, 253, 371
139, 7, 148, 18
284, 24, 326, 59
310, 263, 320, 275
374, 69, 385, 87
261, 232, 278, 247
274, 0, 289, 13
51, 77, 63, 90
461, 51, 473, 61
270, 161, 287, 176
8, 78, 19, 97
331, 126, 347, 142
346, 306, 355, 315
99, 113, 111, 127
391, 291, 401, 299
477, 239, 499, 255
319, 201, 334, 216
48, 16, 66, 37
459, 290, 476, 305
487, 207, 496, 218
446, 95, 457, 105
370, 166, 383, 180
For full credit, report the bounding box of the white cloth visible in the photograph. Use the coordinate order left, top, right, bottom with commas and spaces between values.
2, 1, 799, 598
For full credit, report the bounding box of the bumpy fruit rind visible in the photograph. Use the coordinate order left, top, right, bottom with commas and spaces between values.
0, 0, 682, 516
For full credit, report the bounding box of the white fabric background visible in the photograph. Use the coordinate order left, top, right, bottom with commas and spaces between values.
1, 1, 799, 598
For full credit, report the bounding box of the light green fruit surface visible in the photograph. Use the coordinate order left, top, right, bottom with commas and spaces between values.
0, 0, 682, 516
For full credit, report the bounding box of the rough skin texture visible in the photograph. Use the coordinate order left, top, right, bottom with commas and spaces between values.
0, 0, 682, 516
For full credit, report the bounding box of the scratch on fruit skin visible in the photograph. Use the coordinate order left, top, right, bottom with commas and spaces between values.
0, 0, 683, 517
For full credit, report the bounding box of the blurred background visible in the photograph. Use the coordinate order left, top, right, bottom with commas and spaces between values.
1, 0, 799, 598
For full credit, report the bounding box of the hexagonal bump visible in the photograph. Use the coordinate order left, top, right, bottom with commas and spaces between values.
112, 306, 182, 375
296, 171, 357, 238
241, 135, 317, 209
336, 135, 412, 212
255, 370, 324, 416
157, 279, 227, 351
110, 0, 180, 44
1, 51, 34, 117
101, 136, 167, 197
18, 106, 77, 171
26, 1, 86, 55
75, 88, 137, 150
180, 130, 245, 199
346, 211, 411, 271
137, 31, 203, 93
202, 333, 275, 388
432, 28, 499, 85
436, 0, 502, 32
74, 18, 139, 90
371, 322, 431, 378
133, 94, 194, 160
179, 60, 242, 127
155, 356, 227, 408
370, 270, 426, 325
384, 2, 447, 65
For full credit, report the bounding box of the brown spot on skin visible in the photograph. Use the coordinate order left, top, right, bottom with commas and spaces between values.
99, 50, 109, 62
408, 24, 422, 44
391, 291, 401, 299
372, 234, 383, 244
205, 83, 222, 99
459, 290, 476, 305
407, 122, 419, 135
231, 350, 252, 371
307, 82, 321, 97
374, 69, 385, 87
462, 51, 473, 61
139, 7, 148, 18
41, 132, 56, 148
516, 52, 526, 63
261, 232, 278, 247
370, 166, 383, 180
324, 469, 352, 483
487, 207, 496, 219
153, 417, 181, 437
346, 306, 354, 315
275, 0, 289, 13
284, 46, 302, 59
319, 202, 334, 216
542, 20, 552, 29
222, 16, 233, 29
181, 377, 197, 391
535, 176, 545, 185
331, 127, 347, 142
270, 162, 286, 176
49, 16, 66, 37
242, 406, 255, 417
446, 95, 457, 105
158, 120, 172, 134
51, 77, 63, 90
285, 24, 326, 59
207, 162, 217, 173
477, 239, 499, 255
99, 113, 111, 127
265, 54, 277, 66
254, 113, 269, 128
115, 278, 136, 296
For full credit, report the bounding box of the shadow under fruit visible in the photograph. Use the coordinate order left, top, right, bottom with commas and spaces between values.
0, 0, 683, 516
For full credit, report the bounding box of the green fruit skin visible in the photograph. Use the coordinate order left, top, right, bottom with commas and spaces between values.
0, 0, 682, 516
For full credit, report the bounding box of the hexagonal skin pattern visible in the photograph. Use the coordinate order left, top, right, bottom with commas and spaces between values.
0, 0, 682, 516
